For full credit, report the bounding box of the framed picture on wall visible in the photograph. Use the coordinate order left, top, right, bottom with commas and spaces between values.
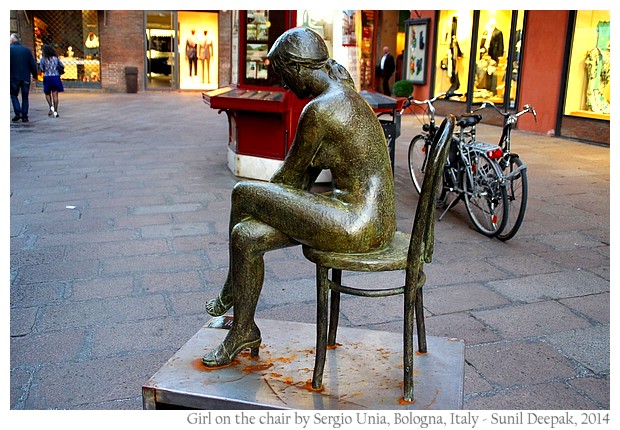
403, 18, 430, 85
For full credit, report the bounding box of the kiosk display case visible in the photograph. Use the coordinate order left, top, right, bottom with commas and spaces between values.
204, 87, 305, 180
203, 10, 306, 181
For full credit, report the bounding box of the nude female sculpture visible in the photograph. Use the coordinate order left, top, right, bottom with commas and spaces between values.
202, 27, 396, 367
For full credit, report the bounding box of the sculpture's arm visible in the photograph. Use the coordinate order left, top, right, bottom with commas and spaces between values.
271, 106, 323, 188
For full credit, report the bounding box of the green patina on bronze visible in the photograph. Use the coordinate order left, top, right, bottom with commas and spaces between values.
202, 27, 396, 367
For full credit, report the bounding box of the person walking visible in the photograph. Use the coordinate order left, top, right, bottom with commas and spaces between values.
39, 44, 64, 117
380, 46, 396, 96
10, 33, 38, 123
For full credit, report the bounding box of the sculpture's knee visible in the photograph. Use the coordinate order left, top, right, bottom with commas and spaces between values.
231, 182, 254, 207
231, 221, 262, 255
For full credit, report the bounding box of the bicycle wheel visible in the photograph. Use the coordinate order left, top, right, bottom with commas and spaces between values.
408, 134, 430, 195
463, 151, 508, 237
497, 155, 528, 241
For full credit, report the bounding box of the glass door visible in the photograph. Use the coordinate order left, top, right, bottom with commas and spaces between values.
146, 11, 177, 89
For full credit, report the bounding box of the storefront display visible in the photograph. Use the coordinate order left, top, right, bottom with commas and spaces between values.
146, 27, 174, 85
178, 11, 218, 90
434, 10, 473, 99
33, 10, 101, 88
432, 10, 524, 109
564, 10, 610, 119
244, 11, 270, 82
242, 10, 292, 88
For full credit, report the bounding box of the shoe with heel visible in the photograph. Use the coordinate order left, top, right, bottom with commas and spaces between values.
202, 334, 262, 367
205, 293, 232, 316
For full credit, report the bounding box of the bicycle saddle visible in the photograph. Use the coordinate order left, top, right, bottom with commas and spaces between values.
457, 114, 482, 128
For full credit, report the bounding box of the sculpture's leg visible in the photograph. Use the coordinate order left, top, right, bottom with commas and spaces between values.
205, 274, 233, 316
202, 220, 292, 367
205, 183, 297, 316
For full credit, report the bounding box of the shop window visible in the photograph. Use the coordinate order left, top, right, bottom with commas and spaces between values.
32, 10, 101, 88
433, 10, 524, 108
434, 10, 474, 98
178, 11, 219, 90
474, 11, 518, 105
241, 10, 289, 88
507, 10, 525, 109
564, 10, 610, 120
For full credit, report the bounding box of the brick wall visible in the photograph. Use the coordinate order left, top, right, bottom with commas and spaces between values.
218, 11, 233, 87
13, 10, 35, 53
99, 10, 145, 93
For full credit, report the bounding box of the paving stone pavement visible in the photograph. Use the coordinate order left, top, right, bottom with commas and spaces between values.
8, 91, 610, 412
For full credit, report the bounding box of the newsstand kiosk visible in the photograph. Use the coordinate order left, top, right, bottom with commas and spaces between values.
203, 11, 307, 181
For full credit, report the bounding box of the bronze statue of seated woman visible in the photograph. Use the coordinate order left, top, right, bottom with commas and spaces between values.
202, 27, 396, 367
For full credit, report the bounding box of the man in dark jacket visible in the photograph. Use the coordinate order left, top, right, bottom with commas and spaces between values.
10, 33, 38, 123
379, 46, 395, 96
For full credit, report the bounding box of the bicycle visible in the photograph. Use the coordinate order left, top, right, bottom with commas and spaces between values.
471, 101, 536, 241
403, 92, 508, 237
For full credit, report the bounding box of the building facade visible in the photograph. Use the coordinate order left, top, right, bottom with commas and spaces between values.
409, 10, 609, 145
10, 10, 610, 145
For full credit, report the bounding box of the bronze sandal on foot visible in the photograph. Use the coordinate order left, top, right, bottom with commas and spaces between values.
202, 337, 261, 367
205, 294, 232, 317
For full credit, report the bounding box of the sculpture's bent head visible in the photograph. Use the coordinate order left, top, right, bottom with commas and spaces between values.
268, 27, 329, 73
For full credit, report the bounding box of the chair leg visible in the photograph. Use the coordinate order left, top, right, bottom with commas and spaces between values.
327, 269, 342, 346
415, 287, 427, 353
312, 265, 330, 390
403, 283, 415, 402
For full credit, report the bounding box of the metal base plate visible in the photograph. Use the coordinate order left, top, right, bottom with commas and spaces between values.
142, 318, 464, 410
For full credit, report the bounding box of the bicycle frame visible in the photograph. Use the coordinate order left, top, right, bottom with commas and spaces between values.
438, 114, 508, 236
470, 101, 536, 241
439, 117, 499, 206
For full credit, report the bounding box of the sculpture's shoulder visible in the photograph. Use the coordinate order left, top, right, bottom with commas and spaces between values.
310, 85, 361, 114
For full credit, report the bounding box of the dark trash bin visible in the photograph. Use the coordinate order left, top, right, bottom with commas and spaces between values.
359, 90, 401, 174
379, 113, 401, 173
125, 66, 138, 93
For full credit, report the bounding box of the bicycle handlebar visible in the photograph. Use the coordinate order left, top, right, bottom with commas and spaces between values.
400, 91, 463, 114
473, 101, 537, 123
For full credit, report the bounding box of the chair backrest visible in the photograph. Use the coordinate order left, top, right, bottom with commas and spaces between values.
406, 115, 455, 284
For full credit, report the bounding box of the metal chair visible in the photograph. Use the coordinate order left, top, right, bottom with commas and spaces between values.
302, 115, 455, 402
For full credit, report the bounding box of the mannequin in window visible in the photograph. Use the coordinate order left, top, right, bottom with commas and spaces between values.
482, 19, 503, 94
186, 29, 198, 79
447, 17, 463, 93
84, 31, 99, 58
585, 21, 610, 114
198, 30, 213, 84
487, 21, 504, 63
